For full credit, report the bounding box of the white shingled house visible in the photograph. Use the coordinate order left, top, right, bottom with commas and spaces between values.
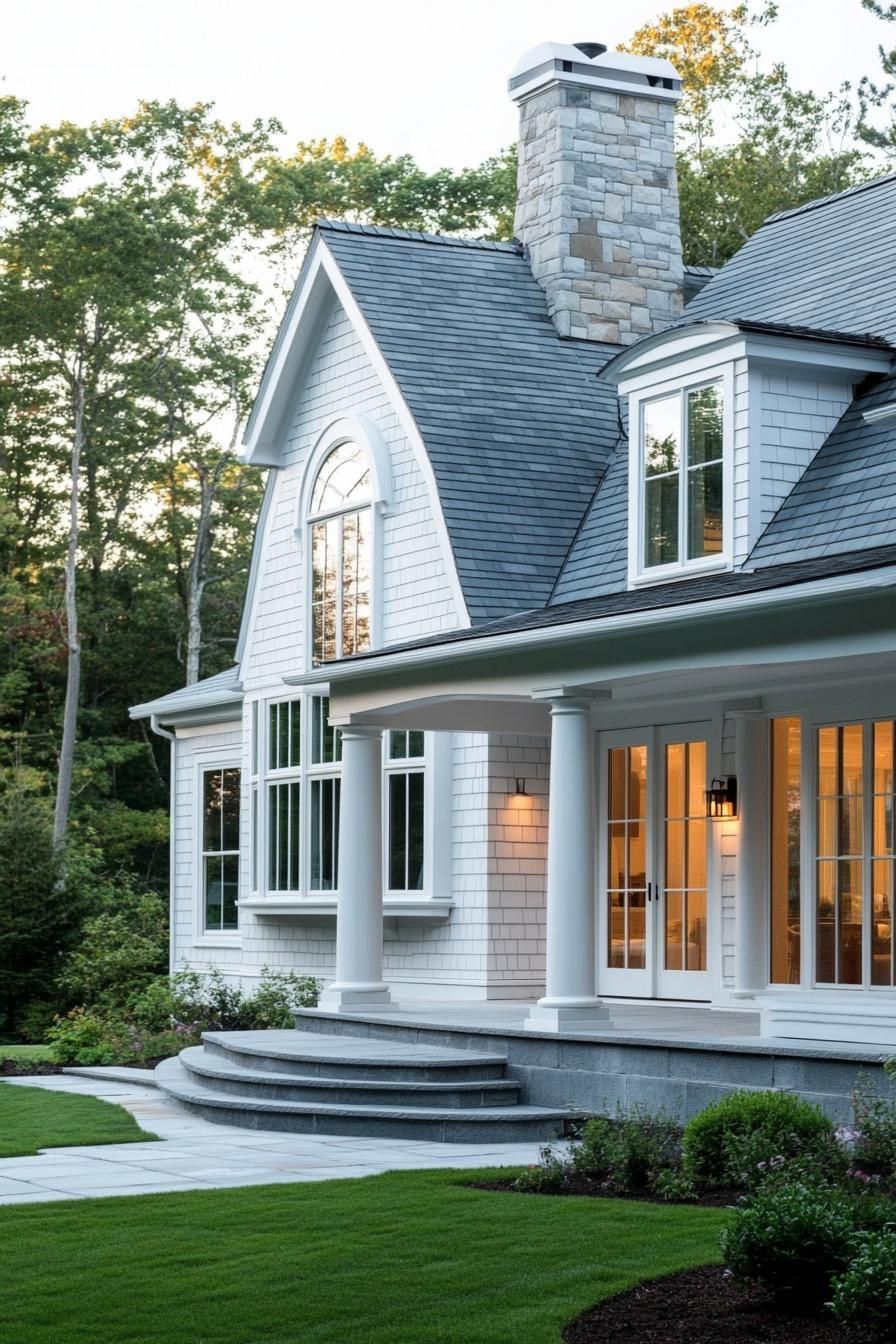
132, 40, 896, 1074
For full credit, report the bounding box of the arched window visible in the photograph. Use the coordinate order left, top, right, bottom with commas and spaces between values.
309, 442, 373, 665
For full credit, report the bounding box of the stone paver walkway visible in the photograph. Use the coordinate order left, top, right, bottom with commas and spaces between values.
0, 1073, 547, 1205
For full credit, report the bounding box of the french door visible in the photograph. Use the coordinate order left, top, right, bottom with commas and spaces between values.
599, 724, 712, 1000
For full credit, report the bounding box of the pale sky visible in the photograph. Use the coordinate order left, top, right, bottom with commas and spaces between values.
2, 0, 889, 168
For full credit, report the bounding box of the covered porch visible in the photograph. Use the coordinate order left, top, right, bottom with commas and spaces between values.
284, 558, 896, 1049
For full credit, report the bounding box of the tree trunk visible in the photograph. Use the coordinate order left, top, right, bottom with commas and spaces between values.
53, 370, 86, 852
183, 405, 240, 686
184, 466, 215, 686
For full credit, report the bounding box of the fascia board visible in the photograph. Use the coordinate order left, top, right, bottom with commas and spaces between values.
242, 235, 331, 465
281, 565, 896, 689
604, 323, 740, 385
235, 469, 277, 670
741, 333, 893, 377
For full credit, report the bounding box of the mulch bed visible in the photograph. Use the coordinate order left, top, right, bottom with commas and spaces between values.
469, 1175, 739, 1208
0, 1059, 64, 1077
563, 1264, 848, 1344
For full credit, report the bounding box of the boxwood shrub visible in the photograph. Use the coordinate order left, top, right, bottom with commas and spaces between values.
682, 1088, 835, 1189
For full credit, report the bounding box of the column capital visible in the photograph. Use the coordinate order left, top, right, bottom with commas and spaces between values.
335, 723, 385, 742
722, 697, 765, 720
531, 686, 611, 709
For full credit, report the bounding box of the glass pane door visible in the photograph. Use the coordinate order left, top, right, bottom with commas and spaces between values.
656, 728, 712, 999
600, 733, 653, 997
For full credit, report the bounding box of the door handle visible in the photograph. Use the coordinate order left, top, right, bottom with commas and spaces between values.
647, 881, 653, 902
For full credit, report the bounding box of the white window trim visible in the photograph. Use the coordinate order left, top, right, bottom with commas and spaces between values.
296, 416, 393, 672
627, 361, 735, 589
192, 749, 243, 945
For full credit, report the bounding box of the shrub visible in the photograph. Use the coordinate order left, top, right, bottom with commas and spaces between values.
831, 1230, 896, 1342
571, 1108, 680, 1195
514, 1144, 567, 1192
722, 1178, 895, 1308
47, 1008, 135, 1066
682, 1089, 835, 1190
48, 967, 321, 1066
58, 881, 168, 1012
851, 1076, 896, 1180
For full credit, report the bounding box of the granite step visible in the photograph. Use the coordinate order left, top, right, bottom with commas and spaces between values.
200, 1030, 509, 1083
156, 1056, 575, 1142
178, 1046, 521, 1109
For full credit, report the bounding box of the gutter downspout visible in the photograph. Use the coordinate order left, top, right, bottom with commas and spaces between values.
150, 715, 177, 976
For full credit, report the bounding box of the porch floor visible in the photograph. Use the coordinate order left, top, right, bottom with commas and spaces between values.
302, 998, 886, 1062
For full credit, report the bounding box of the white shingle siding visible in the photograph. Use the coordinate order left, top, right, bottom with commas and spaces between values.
171, 724, 243, 974
242, 298, 458, 692
734, 368, 852, 561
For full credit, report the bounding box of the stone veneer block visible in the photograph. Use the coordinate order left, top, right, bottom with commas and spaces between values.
513, 78, 684, 345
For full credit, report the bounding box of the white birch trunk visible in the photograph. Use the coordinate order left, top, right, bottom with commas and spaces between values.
53, 369, 86, 852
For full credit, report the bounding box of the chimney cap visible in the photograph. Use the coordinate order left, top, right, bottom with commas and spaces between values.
508, 41, 681, 104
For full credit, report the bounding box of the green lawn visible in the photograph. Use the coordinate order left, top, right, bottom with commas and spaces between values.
0, 1169, 727, 1344
0, 1044, 52, 1061
0, 1083, 158, 1157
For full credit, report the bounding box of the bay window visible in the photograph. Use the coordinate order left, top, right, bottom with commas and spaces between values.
637, 378, 726, 577
253, 697, 429, 901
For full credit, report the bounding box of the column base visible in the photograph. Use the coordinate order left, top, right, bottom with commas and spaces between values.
525, 997, 611, 1033
318, 982, 397, 1013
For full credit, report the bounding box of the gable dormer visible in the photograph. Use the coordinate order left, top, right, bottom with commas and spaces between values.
601, 320, 893, 586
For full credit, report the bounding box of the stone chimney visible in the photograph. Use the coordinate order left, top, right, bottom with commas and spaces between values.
510, 41, 684, 345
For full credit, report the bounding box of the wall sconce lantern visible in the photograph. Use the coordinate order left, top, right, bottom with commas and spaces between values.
514, 777, 528, 797
705, 776, 737, 819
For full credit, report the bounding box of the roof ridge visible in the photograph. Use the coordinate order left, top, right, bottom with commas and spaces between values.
762, 170, 896, 227
315, 218, 522, 253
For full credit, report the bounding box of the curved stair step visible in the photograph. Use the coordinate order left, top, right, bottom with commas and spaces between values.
155, 1057, 576, 1144
201, 1030, 508, 1083
178, 1047, 521, 1109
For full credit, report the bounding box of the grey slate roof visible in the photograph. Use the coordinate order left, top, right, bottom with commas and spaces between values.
751, 373, 896, 567
319, 221, 621, 622
682, 173, 896, 343
550, 426, 629, 604
130, 666, 243, 722
338, 544, 896, 662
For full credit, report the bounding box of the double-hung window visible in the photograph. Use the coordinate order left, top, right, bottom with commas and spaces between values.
202, 766, 240, 931
637, 379, 726, 578
386, 731, 426, 892
308, 696, 342, 892
267, 699, 302, 893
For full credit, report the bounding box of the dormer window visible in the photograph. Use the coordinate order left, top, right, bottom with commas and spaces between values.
642, 381, 724, 571
625, 368, 731, 586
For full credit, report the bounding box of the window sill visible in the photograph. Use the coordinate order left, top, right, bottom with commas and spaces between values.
192, 935, 242, 948
628, 557, 731, 590
238, 897, 454, 921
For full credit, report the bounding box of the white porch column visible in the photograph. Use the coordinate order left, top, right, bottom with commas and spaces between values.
319, 725, 393, 1011
732, 712, 768, 999
526, 696, 610, 1032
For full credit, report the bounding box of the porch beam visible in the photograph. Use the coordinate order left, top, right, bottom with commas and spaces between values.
526, 695, 610, 1032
